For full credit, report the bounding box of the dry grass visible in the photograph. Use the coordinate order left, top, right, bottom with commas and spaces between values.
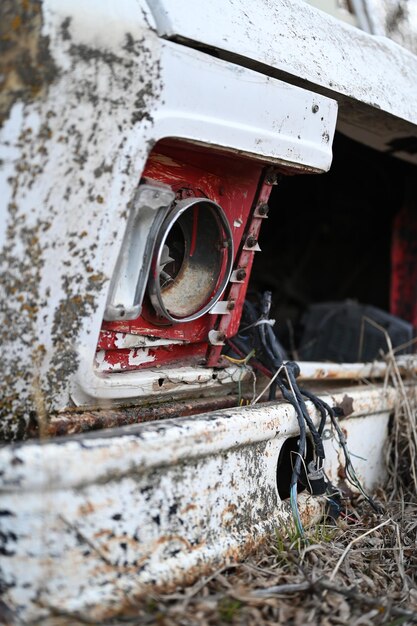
122, 492, 416, 626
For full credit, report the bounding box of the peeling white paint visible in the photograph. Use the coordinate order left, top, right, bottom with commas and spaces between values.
114, 332, 184, 349
127, 348, 156, 366
72, 350, 246, 406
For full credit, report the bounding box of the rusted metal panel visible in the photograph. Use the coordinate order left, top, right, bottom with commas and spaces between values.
30, 352, 414, 436
298, 355, 417, 381
0, 386, 394, 622
27, 395, 242, 438
298, 360, 389, 380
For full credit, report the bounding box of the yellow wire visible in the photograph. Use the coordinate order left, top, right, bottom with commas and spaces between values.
224, 348, 256, 366
224, 355, 248, 365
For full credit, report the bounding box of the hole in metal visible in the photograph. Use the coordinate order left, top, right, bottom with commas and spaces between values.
276, 435, 314, 500
148, 198, 233, 323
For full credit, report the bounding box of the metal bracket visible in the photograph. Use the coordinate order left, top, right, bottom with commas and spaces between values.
208, 330, 226, 346
243, 241, 261, 252
230, 269, 247, 283
209, 301, 232, 315
254, 203, 269, 218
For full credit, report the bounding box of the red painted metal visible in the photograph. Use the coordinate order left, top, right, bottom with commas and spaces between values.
98, 139, 272, 371
206, 180, 273, 366
391, 202, 417, 329
95, 343, 207, 373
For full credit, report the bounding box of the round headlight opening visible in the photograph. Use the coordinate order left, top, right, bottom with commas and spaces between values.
148, 197, 234, 323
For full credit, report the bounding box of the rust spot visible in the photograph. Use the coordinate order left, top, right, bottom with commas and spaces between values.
338, 463, 347, 480
181, 503, 197, 514
78, 501, 95, 516
93, 529, 113, 539
155, 534, 204, 552
336, 394, 355, 417
298, 495, 325, 525
221, 503, 238, 527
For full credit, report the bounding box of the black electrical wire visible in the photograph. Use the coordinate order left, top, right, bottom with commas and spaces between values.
229, 292, 382, 531
300, 389, 330, 438
316, 397, 383, 513
253, 293, 329, 536
285, 365, 325, 463
300, 389, 382, 513
243, 294, 307, 536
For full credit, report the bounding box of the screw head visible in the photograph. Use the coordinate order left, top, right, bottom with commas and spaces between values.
258, 203, 269, 216
312, 104, 319, 113
236, 268, 246, 281
227, 300, 235, 311
246, 235, 257, 248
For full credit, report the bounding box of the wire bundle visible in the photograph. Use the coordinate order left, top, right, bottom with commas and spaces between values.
226, 292, 381, 538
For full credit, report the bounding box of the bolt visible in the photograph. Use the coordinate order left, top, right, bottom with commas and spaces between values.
246, 235, 257, 248
217, 332, 226, 342
258, 203, 269, 216
312, 104, 319, 113
227, 300, 235, 311
236, 268, 247, 281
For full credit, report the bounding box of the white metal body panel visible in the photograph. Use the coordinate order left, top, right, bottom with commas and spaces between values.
149, 0, 417, 162
0, 0, 336, 437
72, 356, 413, 406
0, 385, 393, 623
150, 0, 417, 126
364, 0, 417, 49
